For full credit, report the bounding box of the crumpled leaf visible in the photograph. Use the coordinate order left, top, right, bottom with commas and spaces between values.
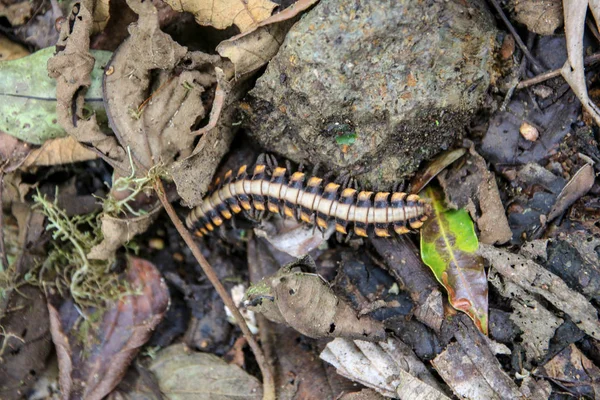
512, 0, 563, 35
245, 255, 385, 341
254, 216, 334, 257
420, 186, 488, 335
321, 337, 450, 399
410, 148, 466, 194
478, 243, 600, 340
92, 0, 110, 34
0, 131, 32, 172
87, 206, 162, 260
164, 0, 277, 32
561, 0, 600, 126
1, 46, 110, 145
0, 2, 32, 26
148, 343, 262, 399
432, 317, 527, 400
48, 257, 169, 400
216, 0, 320, 76
21, 136, 98, 167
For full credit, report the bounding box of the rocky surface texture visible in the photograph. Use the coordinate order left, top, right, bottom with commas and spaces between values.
242, 0, 498, 187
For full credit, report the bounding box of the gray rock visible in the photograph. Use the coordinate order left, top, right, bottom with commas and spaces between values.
243, 0, 498, 187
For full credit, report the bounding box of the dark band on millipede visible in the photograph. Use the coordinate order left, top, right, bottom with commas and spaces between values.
185, 160, 430, 238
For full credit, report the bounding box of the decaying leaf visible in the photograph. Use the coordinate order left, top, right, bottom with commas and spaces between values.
21, 136, 98, 167
164, 0, 277, 32
512, 0, 563, 35
0, 1, 33, 26
534, 344, 600, 398
1, 47, 110, 145
48, 257, 169, 400
148, 343, 262, 399
0, 286, 52, 400
432, 317, 526, 400
420, 186, 488, 335
547, 163, 595, 221
0, 131, 33, 172
488, 269, 562, 363
245, 256, 385, 341
478, 243, 600, 340
437, 146, 512, 245
216, 0, 320, 76
321, 337, 450, 399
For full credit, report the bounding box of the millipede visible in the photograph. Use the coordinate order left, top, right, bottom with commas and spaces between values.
185, 156, 431, 238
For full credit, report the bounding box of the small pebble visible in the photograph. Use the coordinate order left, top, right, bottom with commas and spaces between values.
520, 122, 539, 141
149, 238, 164, 250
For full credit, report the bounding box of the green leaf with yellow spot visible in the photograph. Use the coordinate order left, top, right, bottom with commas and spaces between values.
0, 47, 111, 144
420, 186, 488, 335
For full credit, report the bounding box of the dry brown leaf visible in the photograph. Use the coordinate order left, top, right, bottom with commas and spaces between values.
321, 338, 450, 399
92, 0, 111, 33
254, 216, 334, 257
216, 0, 320, 76
0, 2, 33, 26
547, 163, 595, 221
0, 34, 29, 61
512, 0, 563, 35
22, 136, 98, 167
246, 256, 385, 341
164, 0, 277, 32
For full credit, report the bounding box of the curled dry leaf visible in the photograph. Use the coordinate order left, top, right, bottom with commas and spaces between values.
148, 343, 262, 399
478, 243, 600, 340
561, 0, 600, 126
48, 2, 127, 170
410, 148, 466, 194
547, 163, 595, 221
216, 0, 320, 76
245, 256, 385, 341
321, 337, 450, 399
1, 47, 109, 145
164, 0, 277, 32
254, 216, 335, 257
47, 257, 169, 400
87, 206, 162, 260
420, 186, 488, 335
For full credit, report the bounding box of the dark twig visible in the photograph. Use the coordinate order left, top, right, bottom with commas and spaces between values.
487, 0, 544, 74
153, 178, 275, 400
517, 52, 600, 89
0, 168, 8, 272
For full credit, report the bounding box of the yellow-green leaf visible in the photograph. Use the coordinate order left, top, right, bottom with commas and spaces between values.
420, 186, 488, 335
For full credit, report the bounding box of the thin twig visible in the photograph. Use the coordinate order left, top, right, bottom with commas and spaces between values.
517, 52, 600, 89
0, 168, 8, 272
487, 0, 544, 74
153, 178, 276, 400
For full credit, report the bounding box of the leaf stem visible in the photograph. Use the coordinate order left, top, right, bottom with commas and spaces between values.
153, 178, 276, 400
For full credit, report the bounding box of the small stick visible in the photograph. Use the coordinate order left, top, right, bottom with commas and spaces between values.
153, 178, 275, 400
0, 168, 8, 272
517, 52, 600, 89
487, 0, 544, 74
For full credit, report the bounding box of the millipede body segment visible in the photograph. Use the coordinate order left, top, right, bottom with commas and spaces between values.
185, 160, 431, 238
